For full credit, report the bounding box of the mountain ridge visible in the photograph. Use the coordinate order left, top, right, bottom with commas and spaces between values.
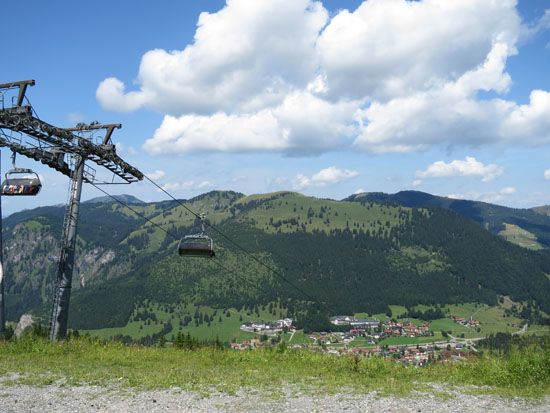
2, 189, 549, 331
84, 194, 145, 205
345, 190, 550, 249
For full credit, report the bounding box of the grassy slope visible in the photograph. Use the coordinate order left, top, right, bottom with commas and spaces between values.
85, 302, 290, 343
0, 338, 548, 397
498, 223, 543, 250
235, 192, 410, 235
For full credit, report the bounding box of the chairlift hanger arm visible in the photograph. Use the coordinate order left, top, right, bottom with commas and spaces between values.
0, 80, 35, 107
0, 136, 72, 178
0, 111, 143, 183
64, 123, 121, 145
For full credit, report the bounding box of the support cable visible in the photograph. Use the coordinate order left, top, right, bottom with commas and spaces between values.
142, 174, 332, 310
90, 183, 179, 240
90, 182, 331, 313
89, 183, 287, 306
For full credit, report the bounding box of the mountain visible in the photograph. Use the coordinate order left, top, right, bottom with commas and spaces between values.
2, 190, 550, 332
84, 194, 145, 205
533, 205, 550, 217
346, 191, 550, 250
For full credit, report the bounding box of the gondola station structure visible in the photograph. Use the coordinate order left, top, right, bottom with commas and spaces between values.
0, 80, 144, 340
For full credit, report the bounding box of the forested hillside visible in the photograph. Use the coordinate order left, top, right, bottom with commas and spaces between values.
347, 191, 550, 249
3, 190, 550, 331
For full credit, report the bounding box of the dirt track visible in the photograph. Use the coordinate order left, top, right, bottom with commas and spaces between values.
0, 383, 548, 412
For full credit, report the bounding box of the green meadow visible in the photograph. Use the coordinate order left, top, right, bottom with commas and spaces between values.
0, 337, 548, 397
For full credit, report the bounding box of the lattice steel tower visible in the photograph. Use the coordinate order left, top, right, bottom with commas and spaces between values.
0, 80, 143, 340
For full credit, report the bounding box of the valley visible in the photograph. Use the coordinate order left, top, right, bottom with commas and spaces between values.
3, 190, 549, 350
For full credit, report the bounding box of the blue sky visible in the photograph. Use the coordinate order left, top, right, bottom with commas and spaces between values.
1, 0, 549, 216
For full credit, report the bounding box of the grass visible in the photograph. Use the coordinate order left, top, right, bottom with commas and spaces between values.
281, 330, 312, 345
498, 223, 543, 250
441, 303, 526, 338
85, 302, 288, 343
89, 321, 165, 340
0, 337, 548, 397
234, 192, 411, 236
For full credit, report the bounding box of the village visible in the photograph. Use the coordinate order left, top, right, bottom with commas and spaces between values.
233, 314, 480, 365
239, 318, 294, 335
451, 315, 481, 328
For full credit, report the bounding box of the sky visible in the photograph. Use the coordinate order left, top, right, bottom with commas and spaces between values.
1, 0, 549, 216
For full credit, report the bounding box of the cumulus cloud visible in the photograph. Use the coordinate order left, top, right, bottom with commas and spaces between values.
544, 169, 550, 180
147, 170, 166, 180
292, 166, 359, 190
500, 186, 516, 195
97, 0, 328, 115
447, 186, 516, 204
160, 180, 212, 192
97, 78, 151, 112
352, 43, 550, 152
97, 0, 550, 156
416, 157, 503, 182
317, 0, 519, 101
143, 91, 358, 155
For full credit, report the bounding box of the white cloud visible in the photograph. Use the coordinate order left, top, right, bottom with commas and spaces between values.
447, 186, 516, 204
317, 0, 520, 101
412, 180, 422, 188
544, 169, 550, 180
97, 0, 328, 115
143, 91, 358, 155
160, 180, 212, 192
500, 186, 516, 195
354, 188, 366, 194
197, 180, 212, 189
97, 78, 149, 112
97, 0, 550, 156
273, 176, 288, 185
523, 9, 550, 40
353, 42, 544, 153
416, 157, 503, 182
447, 194, 466, 200
292, 166, 359, 189
147, 170, 166, 180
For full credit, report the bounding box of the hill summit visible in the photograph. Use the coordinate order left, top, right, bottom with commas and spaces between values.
84, 194, 145, 205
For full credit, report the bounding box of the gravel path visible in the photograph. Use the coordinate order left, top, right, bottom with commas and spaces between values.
0, 383, 548, 413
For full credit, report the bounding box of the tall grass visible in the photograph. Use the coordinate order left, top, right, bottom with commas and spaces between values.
0, 336, 548, 397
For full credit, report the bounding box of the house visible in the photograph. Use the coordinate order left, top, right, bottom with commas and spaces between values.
350, 319, 380, 329
240, 318, 294, 334
330, 315, 353, 325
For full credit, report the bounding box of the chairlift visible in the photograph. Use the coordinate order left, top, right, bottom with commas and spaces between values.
1, 151, 42, 196
178, 213, 215, 257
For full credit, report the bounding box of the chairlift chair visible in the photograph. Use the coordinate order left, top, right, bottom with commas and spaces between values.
1, 152, 42, 196
178, 235, 215, 257
178, 213, 215, 257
